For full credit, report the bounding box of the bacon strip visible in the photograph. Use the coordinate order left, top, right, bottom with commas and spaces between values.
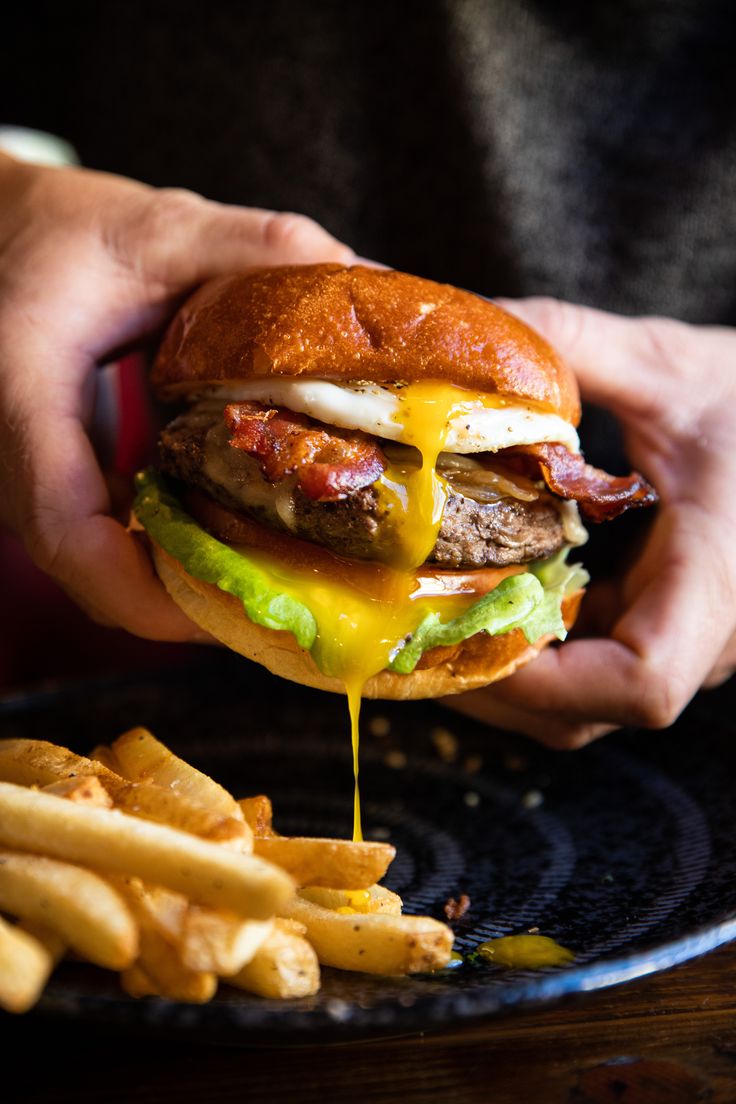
505, 443, 658, 522
224, 401, 387, 502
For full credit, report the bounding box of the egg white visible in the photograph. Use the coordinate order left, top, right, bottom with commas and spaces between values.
209, 379, 580, 454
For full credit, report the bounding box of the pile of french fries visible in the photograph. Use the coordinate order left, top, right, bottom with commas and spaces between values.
0, 728, 453, 1013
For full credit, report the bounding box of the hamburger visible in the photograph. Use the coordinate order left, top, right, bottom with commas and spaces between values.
133, 264, 657, 703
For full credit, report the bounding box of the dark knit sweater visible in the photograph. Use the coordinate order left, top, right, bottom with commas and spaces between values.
5, 1, 736, 323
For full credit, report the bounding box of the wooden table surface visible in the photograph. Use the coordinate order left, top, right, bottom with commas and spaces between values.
5, 939, 736, 1103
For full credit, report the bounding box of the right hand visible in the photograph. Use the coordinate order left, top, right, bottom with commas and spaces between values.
0, 153, 354, 639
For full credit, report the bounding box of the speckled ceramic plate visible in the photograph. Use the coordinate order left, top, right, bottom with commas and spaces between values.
1, 655, 734, 1042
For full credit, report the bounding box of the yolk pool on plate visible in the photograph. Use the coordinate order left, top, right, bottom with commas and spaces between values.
475, 934, 575, 968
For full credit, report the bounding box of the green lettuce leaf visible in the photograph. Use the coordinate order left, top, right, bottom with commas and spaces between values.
387, 573, 545, 674
134, 470, 587, 678
133, 470, 317, 648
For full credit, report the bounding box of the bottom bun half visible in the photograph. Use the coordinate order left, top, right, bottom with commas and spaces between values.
153, 543, 583, 701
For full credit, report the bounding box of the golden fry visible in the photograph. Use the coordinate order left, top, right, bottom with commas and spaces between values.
238, 795, 274, 836
281, 896, 453, 975
229, 919, 320, 999
41, 775, 113, 807
110, 874, 217, 1006
111, 728, 241, 819
181, 908, 272, 976
88, 744, 123, 773
120, 963, 158, 999
111, 876, 272, 976
254, 836, 395, 889
299, 884, 403, 915
0, 916, 56, 1014
0, 849, 138, 969
16, 918, 66, 963
127, 929, 217, 1003
0, 783, 294, 917
0, 739, 249, 848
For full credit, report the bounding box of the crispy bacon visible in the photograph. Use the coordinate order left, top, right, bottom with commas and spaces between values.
224, 401, 387, 502
504, 442, 658, 522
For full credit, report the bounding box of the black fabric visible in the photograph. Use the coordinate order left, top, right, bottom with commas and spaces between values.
5, 0, 736, 322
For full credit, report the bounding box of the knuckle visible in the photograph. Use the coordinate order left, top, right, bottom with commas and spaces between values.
107, 187, 207, 282
136, 188, 208, 258
626, 667, 685, 729
145, 187, 207, 227
261, 210, 350, 262
262, 211, 316, 252
523, 297, 588, 351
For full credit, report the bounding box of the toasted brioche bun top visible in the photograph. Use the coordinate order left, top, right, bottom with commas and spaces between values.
152, 264, 581, 424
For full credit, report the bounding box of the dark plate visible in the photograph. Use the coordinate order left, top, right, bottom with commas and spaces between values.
1, 655, 735, 1043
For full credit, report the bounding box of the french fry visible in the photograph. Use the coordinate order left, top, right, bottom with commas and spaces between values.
229, 919, 320, 999
0, 729, 457, 1009
280, 896, 453, 975
110, 876, 272, 976
111, 728, 241, 818
0, 916, 56, 1014
254, 836, 395, 889
125, 929, 217, 1003
181, 908, 272, 975
274, 917, 307, 936
17, 918, 66, 964
0, 849, 138, 969
0, 739, 250, 848
109, 874, 218, 1006
88, 744, 123, 773
239, 795, 274, 836
0, 783, 294, 917
108, 877, 188, 942
42, 775, 113, 807
299, 884, 403, 916
120, 963, 158, 999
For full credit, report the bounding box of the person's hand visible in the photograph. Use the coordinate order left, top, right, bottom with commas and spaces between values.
448, 297, 736, 748
0, 153, 354, 639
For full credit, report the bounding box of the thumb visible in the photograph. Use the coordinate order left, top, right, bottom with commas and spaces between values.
495, 296, 678, 418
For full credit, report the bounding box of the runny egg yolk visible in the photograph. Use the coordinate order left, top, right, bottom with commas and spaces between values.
377, 381, 474, 568
240, 382, 519, 840
475, 934, 574, 968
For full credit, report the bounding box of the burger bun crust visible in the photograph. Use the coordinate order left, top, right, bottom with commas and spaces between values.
151, 265, 580, 425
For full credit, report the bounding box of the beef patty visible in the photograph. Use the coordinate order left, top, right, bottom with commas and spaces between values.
158, 408, 569, 568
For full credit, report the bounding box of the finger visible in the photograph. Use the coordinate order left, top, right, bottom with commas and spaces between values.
444, 690, 616, 749
494, 296, 684, 418
112, 190, 356, 295
701, 630, 736, 689
489, 517, 732, 730
568, 578, 621, 638
55, 515, 212, 641
3, 337, 206, 641
704, 667, 735, 690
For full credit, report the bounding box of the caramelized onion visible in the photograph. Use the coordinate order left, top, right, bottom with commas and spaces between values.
438, 455, 540, 503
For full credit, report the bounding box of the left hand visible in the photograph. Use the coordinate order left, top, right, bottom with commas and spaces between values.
447, 298, 736, 749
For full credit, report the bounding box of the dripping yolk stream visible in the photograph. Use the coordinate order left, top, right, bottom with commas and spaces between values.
240, 383, 513, 841
240, 544, 474, 840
